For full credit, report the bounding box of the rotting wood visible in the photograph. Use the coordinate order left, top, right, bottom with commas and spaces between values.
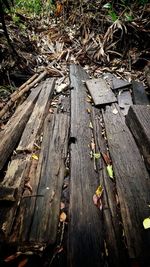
126, 105, 150, 170
0, 85, 42, 171
117, 90, 133, 116
103, 73, 131, 90
92, 108, 128, 267
0, 70, 47, 119
103, 103, 150, 263
86, 78, 116, 106
0, 154, 31, 238
132, 81, 149, 105
10, 112, 69, 245
17, 78, 55, 152
69, 64, 104, 267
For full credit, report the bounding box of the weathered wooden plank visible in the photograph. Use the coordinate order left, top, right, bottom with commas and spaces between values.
132, 81, 149, 105
10, 112, 69, 246
69, 65, 104, 267
0, 85, 42, 170
112, 77, 131, 90
117, 90, 133, 116
86, 78, 116, 106
0, 154, 31, 237
103, 104, 150, 263
29, 113, 69, 244
103, 73, 131, 90
92, 108, 128, 267
17, 78, 55, 152
126, 105, 150, 170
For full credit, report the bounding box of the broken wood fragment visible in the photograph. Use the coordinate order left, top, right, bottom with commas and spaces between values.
103, 103, 150, 262
17, 78, 55, 152
69, 64, 104, 267
132, 81, 149, 105
0, 85, 42, 171
86, 78, 116, 106
126, 105, 150, 170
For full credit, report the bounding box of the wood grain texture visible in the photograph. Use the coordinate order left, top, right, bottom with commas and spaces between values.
17, 78, 55, 152
86, 78, 116, 106
126, 105, 150, 170
103, 73, 131, 90
92, 108, 128, 267
29, 113, 69, 244
0, 85, 42, 170
132, 81, 149, 105
69, 64, 104, 267
103, 103, 150, 263
10, 112, 69, 246
0, 154, 31, 238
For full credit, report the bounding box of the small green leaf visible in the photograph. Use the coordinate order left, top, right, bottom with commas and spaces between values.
103, 3, 112, 9
109, 11, 118, 22
107, 164, 114, 179
143, 218, 150, 229
93, 153, 101, 159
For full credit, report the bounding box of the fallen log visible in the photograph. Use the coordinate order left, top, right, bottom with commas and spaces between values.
0, 70, 47, 119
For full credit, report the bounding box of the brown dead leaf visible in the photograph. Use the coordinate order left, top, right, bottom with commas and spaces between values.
101, 152, 111, 165
60, 212, 67, 222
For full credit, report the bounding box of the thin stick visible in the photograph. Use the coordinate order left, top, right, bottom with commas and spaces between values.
0, 70, 47, 119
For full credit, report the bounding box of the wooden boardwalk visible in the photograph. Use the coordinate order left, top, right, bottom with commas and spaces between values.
0, 65, 150, 267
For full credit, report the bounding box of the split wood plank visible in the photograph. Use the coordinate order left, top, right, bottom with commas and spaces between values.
132, 81, 149, 105
17, 78, 55, 152
69, 64, 104, 267
86, 78, 117, 106
10, 112, 69, 245
103, 73, 131, 90
126, 105, 150, 170
103, 103, 150, 263
0, 154, 31, 238
92, 108, 128, 267
117, 90, 133, 116
0, 85, 42, 171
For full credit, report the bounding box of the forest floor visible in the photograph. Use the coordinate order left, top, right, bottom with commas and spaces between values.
0, 3, 150, 267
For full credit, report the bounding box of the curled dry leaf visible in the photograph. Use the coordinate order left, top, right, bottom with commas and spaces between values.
60, 212, 67, 222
